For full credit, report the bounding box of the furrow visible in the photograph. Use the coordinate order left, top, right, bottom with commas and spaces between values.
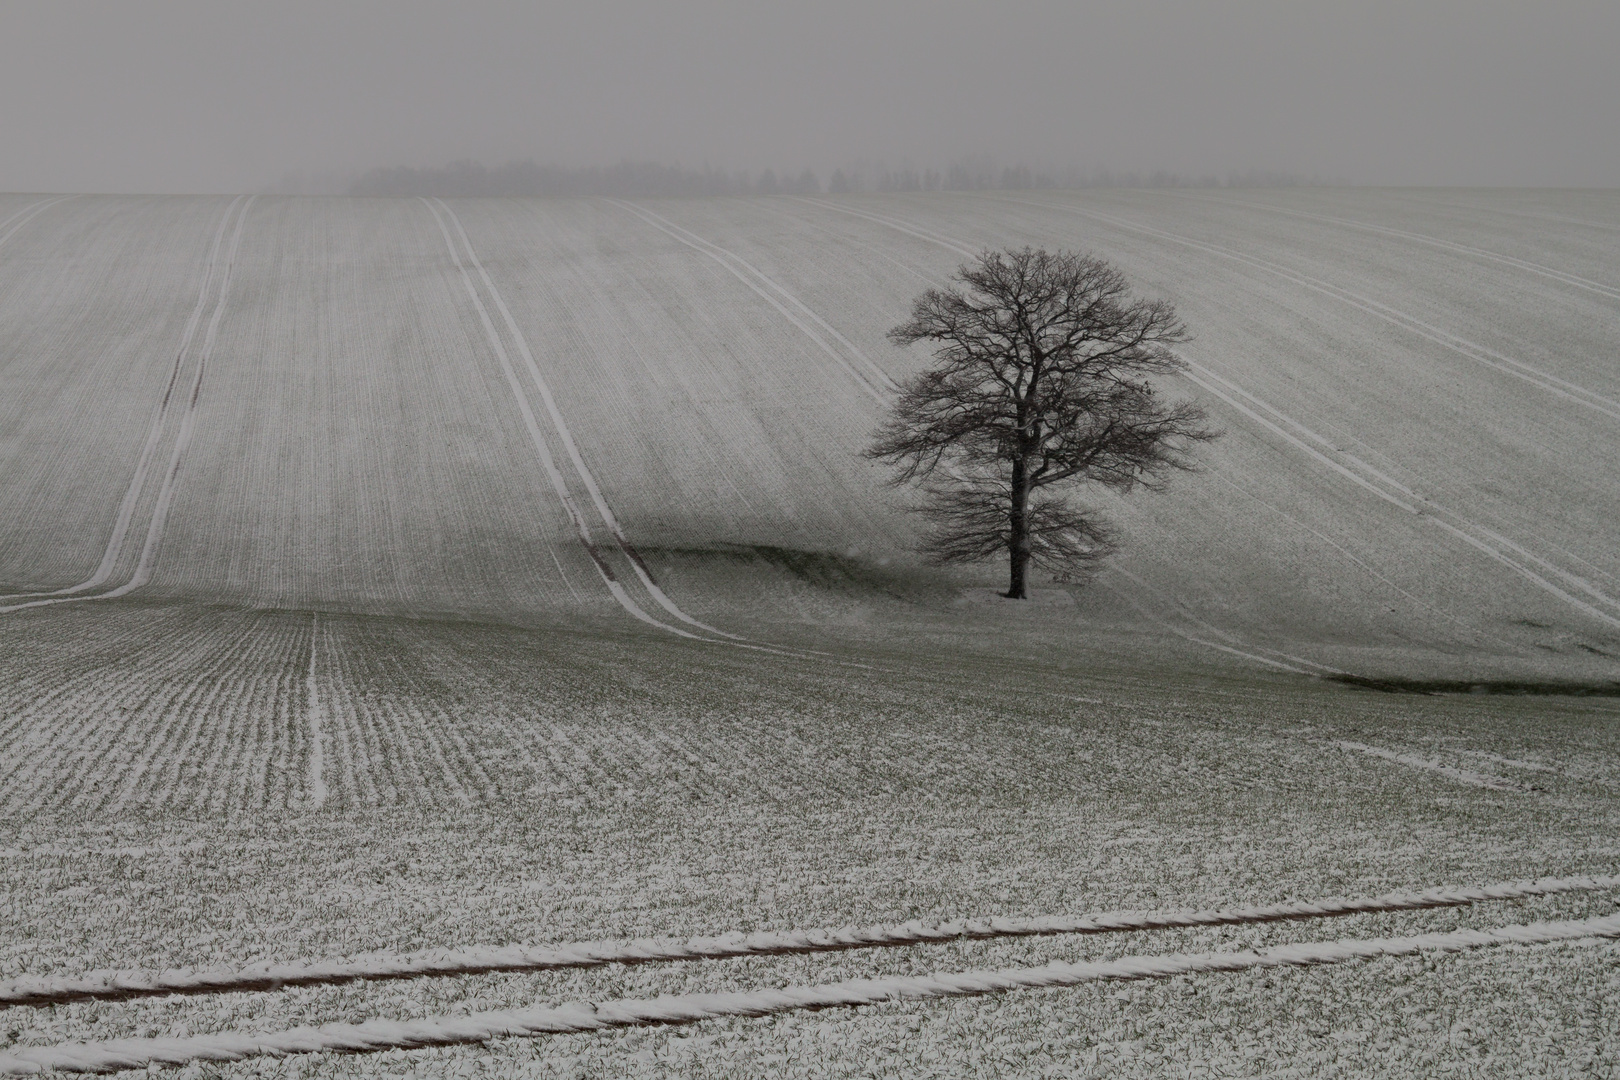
803, 197, 1620, 637
1182, 359, 1620, 630
0, 196, 257, 614
415, 198, 694, 638
610, 199, 899, 398
1197, 195, 1620, 303
0, 614, 230, 819
1001, 195, 1620, 421
2, 875, 1613, 1009
0, 197, 244, 607
436, 198, 740, 641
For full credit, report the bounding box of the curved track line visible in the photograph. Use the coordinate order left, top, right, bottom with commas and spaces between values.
1388, 191, 1620, 236
115, 196, 255, 597
652, 205, 903, 392
0, 199, 46, 237
434, 200, 742, 641
1181, 359, 1620, 631
4, 913, 1616, 1074
1335, 740, 1525, 792
612, 200, 900, 395
799, 198, 1620, 636
1103, 566, 1338, 675
605, 200, 887, 403
794, 197, 979, 260
304, 613, 329, 809
1100, 578, 1317, 675
1205, 470, 1515, 648
792, 199, 1326, 670
0, 196, 247, 603
996, 195, 1620, 421
416, 199, 693, 639
594, 201, 928, 660
3, 874, 1611, 1009
0, 197, 254, 614
759, 200, 939, 286
0, 196, 74, 251
1180, 195, 1620, 302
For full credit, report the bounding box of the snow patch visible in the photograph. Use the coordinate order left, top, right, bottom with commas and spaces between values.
1335, 741, 1525, 792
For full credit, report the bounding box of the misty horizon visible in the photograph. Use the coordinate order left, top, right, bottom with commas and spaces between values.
272, 157, 1339, 199
3, 1, 1617, 195
4, 1, 1619, 1071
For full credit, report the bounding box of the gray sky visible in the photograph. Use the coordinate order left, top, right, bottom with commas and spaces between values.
2, 0, 1617, 193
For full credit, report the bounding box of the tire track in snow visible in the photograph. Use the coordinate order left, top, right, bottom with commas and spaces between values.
419, 198, 705, 641
5, 873, 1612, 1009
794, 197, 978, 261
437, 206, 844, 661
1204, 470, 1518, 650
1180, 359, 1620, 632
436, 199, 746, 641
7, 914, 1618, 1074
0, 195, 74, 251
103, 196, 256, 599
304, 613, 328, 810
1335, 741, 1527, 792
793, 199, 1329, 673
607, 199, 899, 404
1174, 194, 1620, 303
995, 195, 1620, 422
0, 196, 255, 613
575, 201, 907, 661
1101, 567, 1336, 676
804, 198, 1620, 636
1388, 191, 1620, 236
760, 200, 940, 287
396, 201, 847, 663
0, 195, 244, 603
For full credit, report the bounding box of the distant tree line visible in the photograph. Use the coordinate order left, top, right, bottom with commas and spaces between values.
348, 161, 820, 198
340, 158, 1326, 198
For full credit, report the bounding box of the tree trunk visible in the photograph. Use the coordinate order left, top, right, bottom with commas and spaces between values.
1006, 459, 1030, 599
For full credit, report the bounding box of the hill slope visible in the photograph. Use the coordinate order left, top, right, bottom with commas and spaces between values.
2, 190, 1617, 679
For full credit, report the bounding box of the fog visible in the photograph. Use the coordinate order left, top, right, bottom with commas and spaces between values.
2, 0, 1617, 194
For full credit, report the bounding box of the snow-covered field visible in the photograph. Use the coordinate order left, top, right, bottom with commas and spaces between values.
1, 190, 1617, 1075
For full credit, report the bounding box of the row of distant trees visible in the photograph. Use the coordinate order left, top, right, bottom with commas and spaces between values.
343, 159, 1325, 198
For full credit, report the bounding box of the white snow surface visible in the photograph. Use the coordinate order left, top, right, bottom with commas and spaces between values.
2, 189, 1620, 1076
4, 874, 1610, 1009
3, 914, 1616, 1076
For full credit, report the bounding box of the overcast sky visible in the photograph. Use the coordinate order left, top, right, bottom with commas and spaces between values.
2, 0, 1617, 193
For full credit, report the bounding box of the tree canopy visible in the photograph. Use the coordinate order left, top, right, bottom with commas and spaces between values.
868, 247, 1217, 598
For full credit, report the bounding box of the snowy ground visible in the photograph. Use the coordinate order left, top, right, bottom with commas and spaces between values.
1, 189, 1618, 1074
1, 609, 1617, 1076
2, 190, 1618, 674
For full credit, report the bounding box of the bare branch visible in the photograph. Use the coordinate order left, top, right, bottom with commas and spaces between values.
868, 247, 1219, 597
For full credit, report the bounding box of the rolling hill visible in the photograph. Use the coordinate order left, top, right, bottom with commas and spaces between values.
1, 189, 1616, 1077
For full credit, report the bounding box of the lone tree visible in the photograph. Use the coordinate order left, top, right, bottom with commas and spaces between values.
868, 248, 1216, 599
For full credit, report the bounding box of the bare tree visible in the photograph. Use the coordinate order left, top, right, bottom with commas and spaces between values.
868, 248, 1217, 599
